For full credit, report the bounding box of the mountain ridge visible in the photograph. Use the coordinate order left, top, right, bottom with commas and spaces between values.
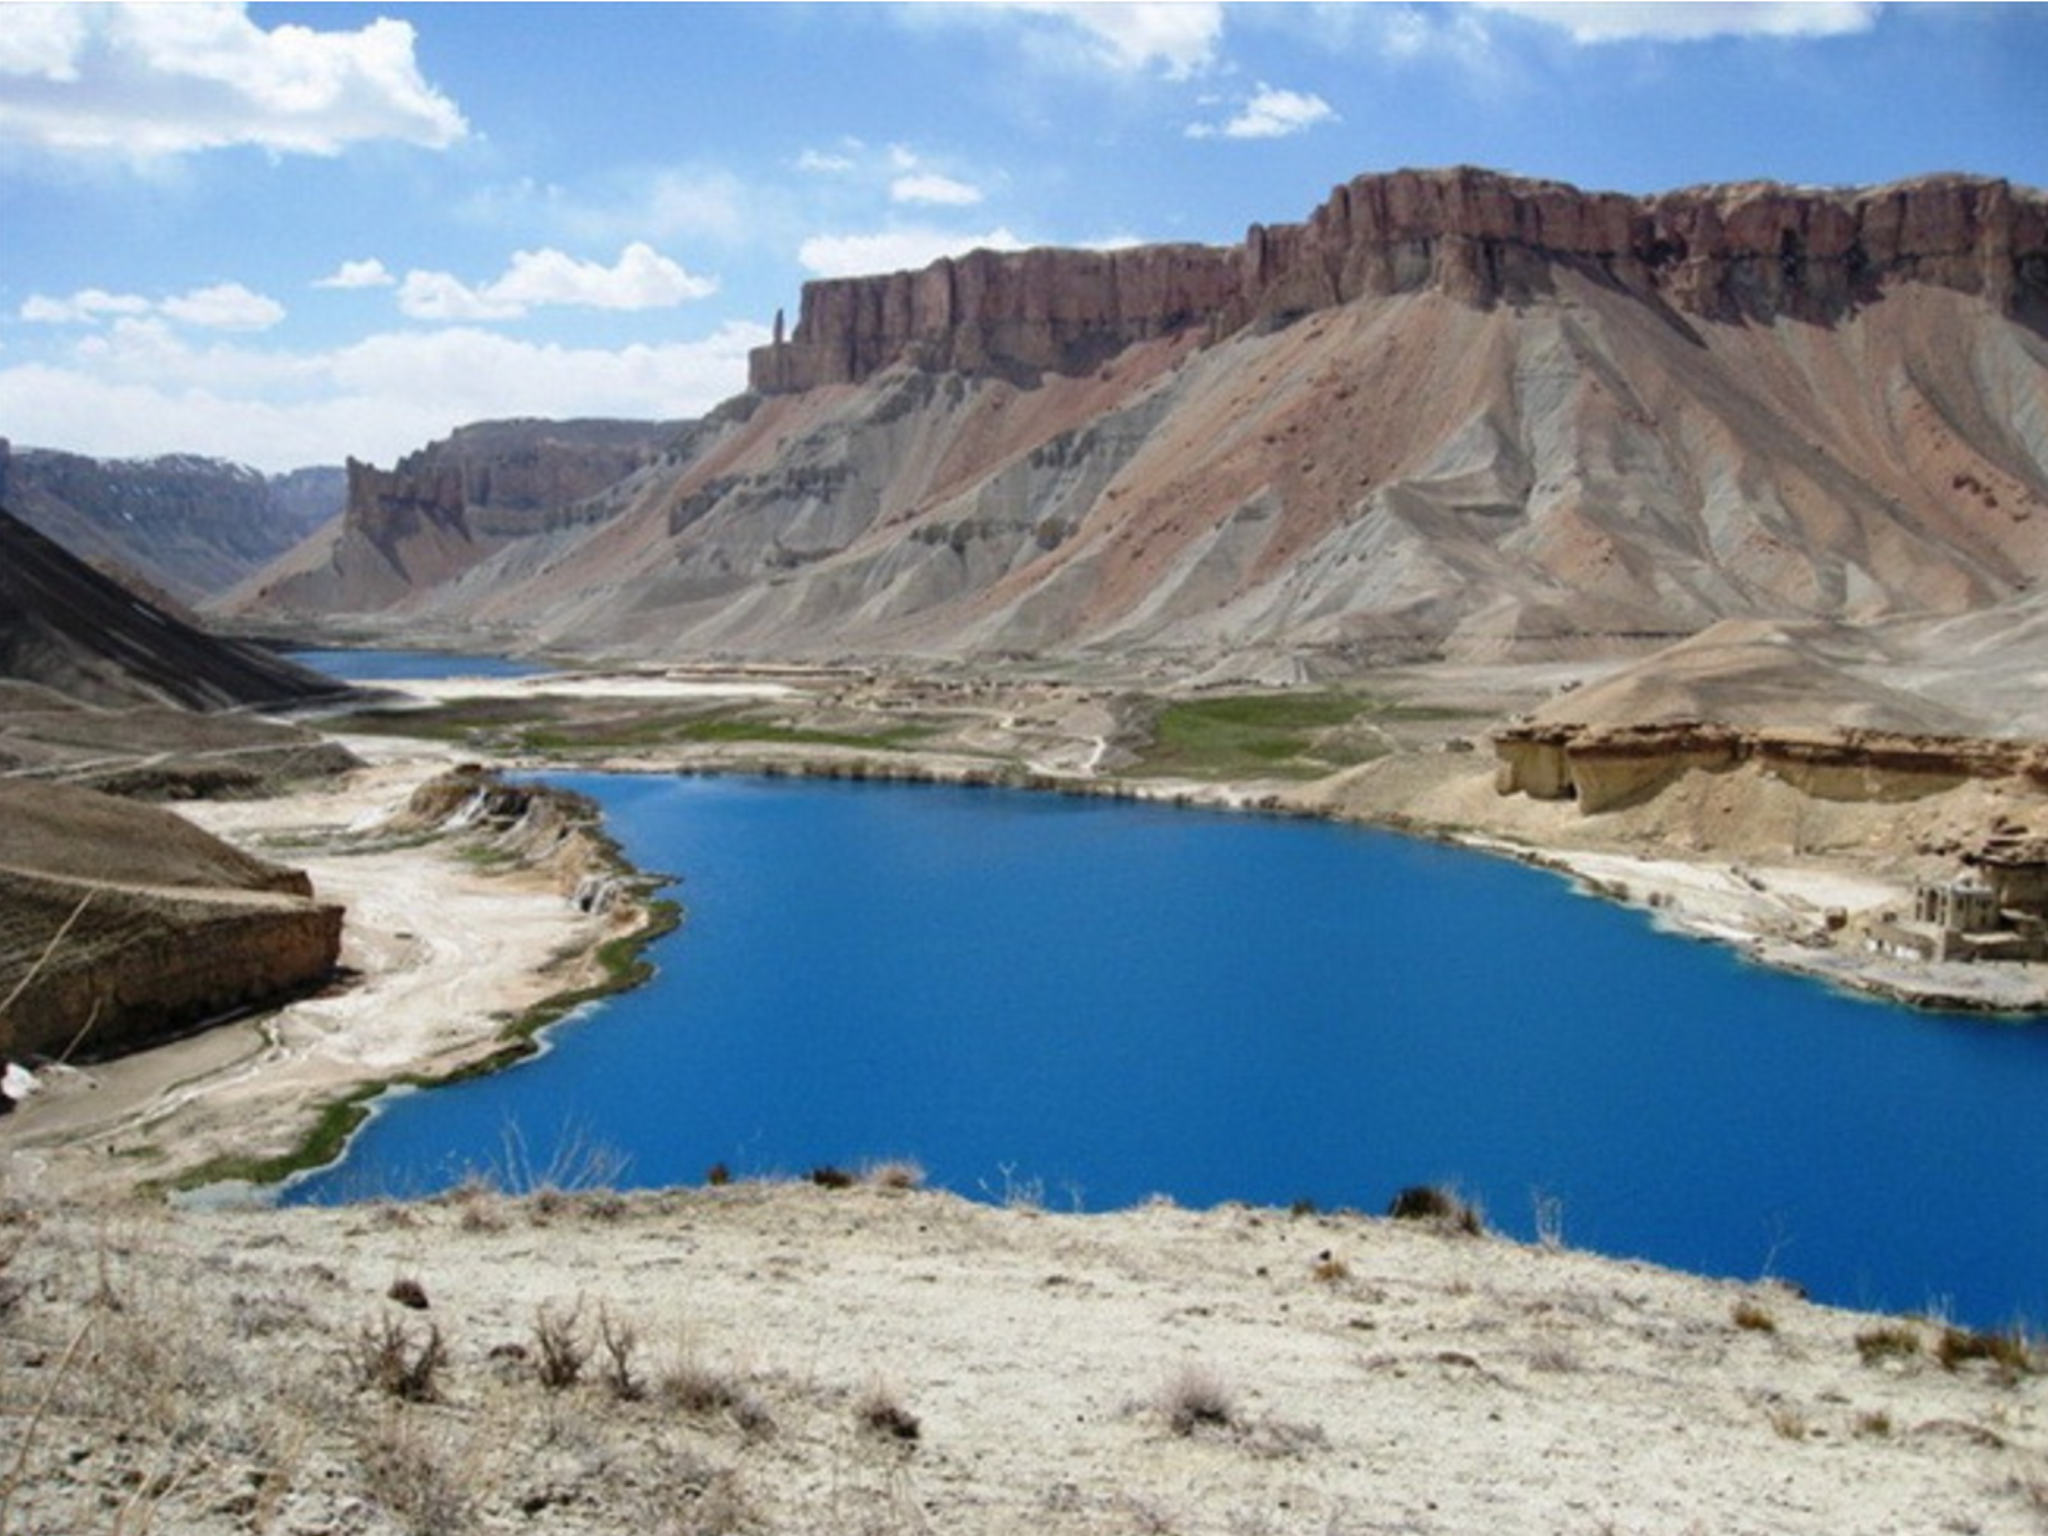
229, 168, 2048, 689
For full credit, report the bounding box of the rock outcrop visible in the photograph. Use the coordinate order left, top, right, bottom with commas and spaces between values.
751, 168, 2048, 393
0, 781, 343, 1062
1494, 721, 2048, 815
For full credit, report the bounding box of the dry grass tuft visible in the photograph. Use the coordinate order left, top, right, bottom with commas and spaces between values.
1158, 1363, 1237, 1436
1855, 1322, 1923, 1366
856, 1381, 922, 1443
1732, 1298, 1777, 1333
1386, 1184, 1485, 1236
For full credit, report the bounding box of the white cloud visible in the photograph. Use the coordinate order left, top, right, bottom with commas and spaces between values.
398, 244, 718, 323
0, 320, 769, 473
1478, 2, 1882, 43
1000, 2, 1225, 77
1186, 84, 1338, 141
891, 173, 985, 207
20, 288, 153, 324
796, 147, 860, 175
160, 281, 285, 331
21, 281, 283, 330
0, 2, 467, 158
461, 169, 751, 248
316, 258, 395, 291
797, 226, 1028, 280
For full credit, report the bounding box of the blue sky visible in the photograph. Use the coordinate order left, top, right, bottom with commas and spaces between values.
2, 2, 2043, 473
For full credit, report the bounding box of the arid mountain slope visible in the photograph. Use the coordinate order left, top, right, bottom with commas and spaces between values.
0, 508, 348, 713
0, 439, 341, 603
234, 169, 2048, 675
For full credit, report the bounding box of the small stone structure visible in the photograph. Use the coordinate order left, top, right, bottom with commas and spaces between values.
1867, 839, 2048, 965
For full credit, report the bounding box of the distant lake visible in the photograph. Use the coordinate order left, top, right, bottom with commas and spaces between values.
288, 768, 2048, 1329
287, 648, 548, 683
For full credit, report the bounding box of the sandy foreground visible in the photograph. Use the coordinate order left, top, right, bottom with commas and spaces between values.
5, 1182, 2047, 1535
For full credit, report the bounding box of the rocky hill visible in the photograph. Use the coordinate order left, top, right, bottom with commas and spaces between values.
0, 440, 342, 603
229, 168, 2048, 680
0, 507, 349, 714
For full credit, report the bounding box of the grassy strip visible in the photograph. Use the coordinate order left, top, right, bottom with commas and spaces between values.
1129, 692, 1380, 780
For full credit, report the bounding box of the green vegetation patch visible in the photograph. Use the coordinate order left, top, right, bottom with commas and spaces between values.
330, 698, 935, 758
1129, 692, 1384, 781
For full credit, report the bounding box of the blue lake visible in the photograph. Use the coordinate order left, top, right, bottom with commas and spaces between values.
286, 769, 2048, 1329
287, 648, 548, 682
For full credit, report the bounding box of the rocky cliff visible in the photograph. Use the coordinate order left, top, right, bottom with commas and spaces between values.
0, 440, 342, 603
751, 168, 2048, 394
0, 781, 343, 1063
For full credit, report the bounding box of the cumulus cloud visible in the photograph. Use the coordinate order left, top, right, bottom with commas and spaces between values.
1478, 2, 1882, 43
891, 172, 985, 207
0, 320, 769, 473
315, 258, 395, 290
160, 282, 285, 331
22, 281, 283, 330
397, 243, 717, 322
0, 2, 467, 157
1186, 83, 1338, 141
20, 288, 153, 324
996, 2, 1224, 77
797, 226, 1028, 280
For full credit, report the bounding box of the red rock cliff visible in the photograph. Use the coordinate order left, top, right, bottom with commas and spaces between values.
750, 167, 2048, 393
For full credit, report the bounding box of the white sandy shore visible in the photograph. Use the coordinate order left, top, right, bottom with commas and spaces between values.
0, 745, 622, 1200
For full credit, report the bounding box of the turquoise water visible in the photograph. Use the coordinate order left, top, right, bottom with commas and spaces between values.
288, 770, 2048, 1328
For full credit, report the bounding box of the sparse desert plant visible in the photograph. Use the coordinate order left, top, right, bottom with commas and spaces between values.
1768, 1403, 1810, 1441
856, 1381, 922, 1443
1158, 1363, 1237, 1436
354, 1314, 448, 1403
809, 1165, 857, 1190
705, 1161, 732, 1187
863, 1158, 926, 1191
387, 1276, 431, 1311
597, 1304, 643, 1401
1732, 1299, 1778, 1333
1310, 1251, 1349, 1283
532, 1298, 588, 1390
1386, 1183, 1485, 1236
1855, 1322, 1924, 1366
1856, 1409, 1895, 1438
1937, 1324, 2035, 1376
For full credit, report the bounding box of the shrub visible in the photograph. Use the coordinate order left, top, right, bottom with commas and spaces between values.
809, 1166, 856, 1190
1937, 1324, 2034, 1376
863, 1159, 926, 1191
597, 1305, 642, 1401
354, 1315, 448, 1403
1386, 1184, 1484, 1235
532, 1298, 587, 1390
1310, 1251, 1349, 1284
387, 1276, 430, 1311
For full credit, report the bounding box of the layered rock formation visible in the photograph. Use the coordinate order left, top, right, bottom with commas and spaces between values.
0, 440, 342, 603
750, 168, 2048, 394
238, 169, 2048, 688
0, 781, 342, 1062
